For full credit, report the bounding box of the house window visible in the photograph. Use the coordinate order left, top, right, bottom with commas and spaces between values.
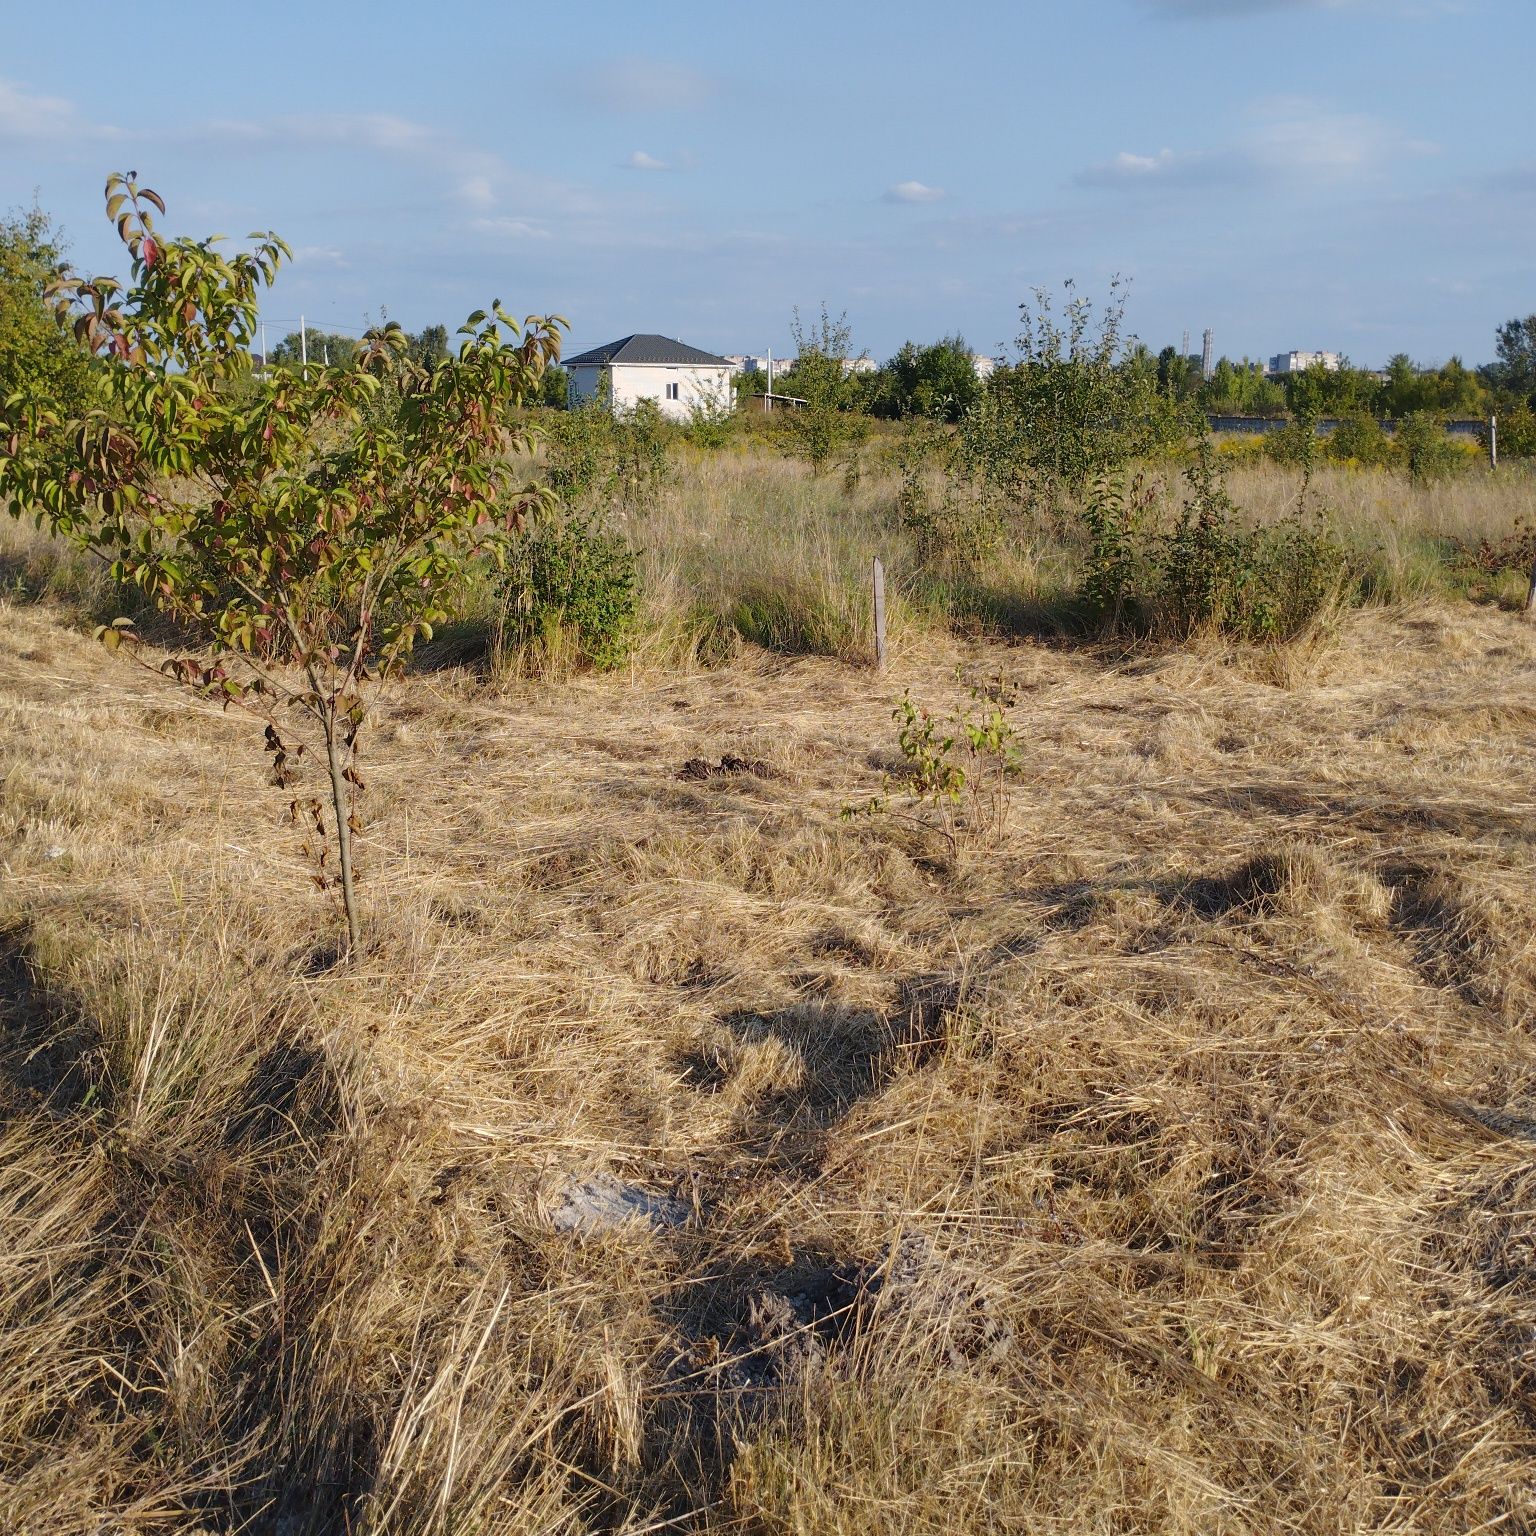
666, 382, 680, 400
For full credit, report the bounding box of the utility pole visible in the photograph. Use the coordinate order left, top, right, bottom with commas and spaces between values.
765, 346, 772, 414
1489, 413, 1498, 470
300, 314, 307, 368
260, 321, 267, 372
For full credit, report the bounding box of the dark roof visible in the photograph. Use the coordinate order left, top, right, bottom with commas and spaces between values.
563, 333, 731, 367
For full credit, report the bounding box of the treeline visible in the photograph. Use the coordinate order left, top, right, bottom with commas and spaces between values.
757, 336, 1523, 428
263, 321, 570, 405
743, 304, 1536, 457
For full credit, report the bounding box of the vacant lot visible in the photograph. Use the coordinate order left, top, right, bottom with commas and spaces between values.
2, 588, 1534, 1533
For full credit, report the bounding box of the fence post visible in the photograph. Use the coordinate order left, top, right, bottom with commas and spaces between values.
1489, 413, 1498, 471
872, 556, 887, 672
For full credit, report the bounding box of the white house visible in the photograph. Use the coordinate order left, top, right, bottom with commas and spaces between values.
564, 334, 733, 422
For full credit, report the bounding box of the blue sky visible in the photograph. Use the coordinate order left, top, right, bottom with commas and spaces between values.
3, 0, 1531, 368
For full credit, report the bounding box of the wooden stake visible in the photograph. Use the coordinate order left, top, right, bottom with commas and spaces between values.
1489, 414, 1498, 471
872, 556, 887, 672
1525, 551, 1536, 620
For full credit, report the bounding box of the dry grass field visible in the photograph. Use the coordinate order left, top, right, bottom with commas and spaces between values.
3, 543, 1535, 1531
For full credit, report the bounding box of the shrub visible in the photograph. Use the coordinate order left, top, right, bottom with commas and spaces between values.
1154, 449, 1254, 636
1263, 418, 1321, 471
846, 682, 1021, 863
497, 510, 639, 673
780, 304, 868, 475
895, 422, 1003, 568
1079, 471, 1154, 621
959, 280, 1195, 521
1326, 411, 1395, 469
542, 396, 672, 516
1489, 401, 1536, 458
683, 397, 737, 451
1398, 412, 1464, 484
1077, 446, 1348, 642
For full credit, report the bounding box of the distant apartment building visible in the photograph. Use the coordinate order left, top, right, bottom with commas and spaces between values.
970, 354, 998, 379
1267, 350, 1342, 376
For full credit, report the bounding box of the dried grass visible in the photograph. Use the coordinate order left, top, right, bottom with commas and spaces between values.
2, 530, 1535, 1531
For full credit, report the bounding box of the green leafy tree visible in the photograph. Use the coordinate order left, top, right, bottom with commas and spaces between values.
267, 329, 358, 368
732, 364, 767, 404
1199, 357, 1287, 418
0, 203, 99, 422
408, 323, 449, 370
781, 304, 866, 472
880, 334, 982, 422
1283, 361, 1376, 418
0, 174, 563, 955
1377, 353, 1488, 419
537, 362, 569, 408
963, 279, 1187, 516
1488, 399, 1536, 457
1484, 314, 1536, 403
1156, 345, 1203, 400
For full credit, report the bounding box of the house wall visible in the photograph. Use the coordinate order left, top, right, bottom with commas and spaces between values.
566, 363, 733, 421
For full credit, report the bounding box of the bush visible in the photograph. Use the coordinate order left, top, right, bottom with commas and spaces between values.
1078, 446, 1347, 641
895, 422, 1004, 568
1326, 412, 1395, 469
497, 511, 640, 672
1262, 418, 1321, 471
957, 281, 1197, 524
780, 304, 868, 475
542, 397, 672, 516
1397, 412, 1464, 484
1487, 401, 1536, 459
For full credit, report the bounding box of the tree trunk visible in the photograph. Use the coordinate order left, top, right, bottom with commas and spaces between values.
321, 709, 362, 957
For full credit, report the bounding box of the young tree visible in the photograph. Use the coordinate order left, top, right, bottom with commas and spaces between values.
782, 304, 866, 472
1484, 314, 1536, 403
267, 328, 359, 368
964, 279, 1183, 516
0, 203, 99, 420
0, 174, 563, 955
408, 323, 450, 370
881, 334, 981, 422
1199, 357, 1286, 418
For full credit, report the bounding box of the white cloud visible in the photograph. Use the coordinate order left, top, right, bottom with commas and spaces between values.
1250, 97, 1438, 175
195, 108, 597, 219
0, 77, 119, 143
884, 180, 946, 204
584, 57, 721, 112
625, 150, 671, 172
1073, 147, 1237, 189
457, 175, 498, 210
293, 244, 348, 268
469, 216, 551, 241
1075, 100, 1435, 195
